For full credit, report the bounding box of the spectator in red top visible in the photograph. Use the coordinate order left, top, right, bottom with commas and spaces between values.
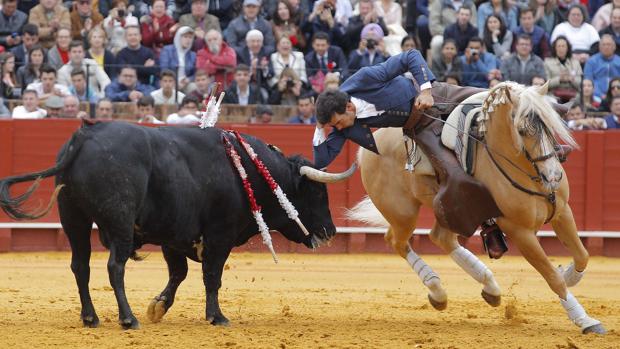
47, 27, 72, 70
140, 0, 177, 58
197, 29, 237, 88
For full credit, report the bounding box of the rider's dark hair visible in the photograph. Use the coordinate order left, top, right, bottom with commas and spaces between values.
315, 89, 349, 124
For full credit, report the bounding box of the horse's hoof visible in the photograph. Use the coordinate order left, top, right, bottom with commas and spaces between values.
120, 317, 140, 330
207, 314, 230, 326
582, 323, 606, 335
81, 315, 100, 328
428, 294, 447, 311
147, 297, 167, 323
481, 290, 501, 307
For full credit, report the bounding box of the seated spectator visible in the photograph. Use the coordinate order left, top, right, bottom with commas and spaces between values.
460, 37, 499, 88
307, 0, 347, 49
103, 0, 139, 55
99, 0, 149, 18
533, 0, 562, 34
551, 4, 600, 64
344, 0, 387, 54
431, 39, 462, 83
160, 27, 196, 93
69, 69, 99, 104
269, 36, 308, 87
428, 0, 477, 61
58, 41, 111, 98
584, 34, 620, 100
0, 0, 28, 50
189, 69, 216, 101
500, 34, 546, 85
599, 78, 620, 112
400, 35, 421, 52
70, 0, 104, 42
544, 36, 582, 103
235, 30, 273, 88
513, 7, 551, 59
62, 95, 88, 118
565, 104, 606, 130
444, 73, 461, 86
116, 26, 159, 85
166, 95, 201, 124
477, 0, 517, 37
12, 89, 46, 119
577, 79, 602, 112
267, 66, 307, 105
591, 0, 620, 32
16, 44, 45, 87
86, 27, 116, 79
197, 29, 237, 88
598, 7, 620, 55
374, 0, 406, 56
305, 32, 348, 94
178, 0, 220, 52
207, 0, 235, 29
47, 27, 72, 70
26, 65, 70, 100
0, 53, 19, 99
556, 0, 580, 21
11, 24, 40, 69
288, 94, 316, 124
347, 23, 389, 73
310, 0, 352, 29
603, 95, 620, 128
225, 0, 276, 54
223, 64, 262, 105
250, 104, 273, 123
272, 0, 307, 52
137, 95, 164, 123
483, 15, 512, 60
104, 66, 155, 102
28, 0, 71, 49
151, 69, 186, 105
443, 6, 478, 56
95, 97, 114, 119
140, 0, 176, 58
44, 95, 64, 118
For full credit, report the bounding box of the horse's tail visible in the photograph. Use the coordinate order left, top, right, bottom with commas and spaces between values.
346, 196, 389, 228
0, 128, 88, 220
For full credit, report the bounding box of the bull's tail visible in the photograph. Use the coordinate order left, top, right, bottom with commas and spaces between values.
0, 129, 88, 220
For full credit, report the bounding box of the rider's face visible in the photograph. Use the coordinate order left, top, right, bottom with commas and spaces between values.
328, 102, 356, 130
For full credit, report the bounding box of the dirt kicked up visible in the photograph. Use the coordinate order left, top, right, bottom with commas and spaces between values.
0, 252, 618, 349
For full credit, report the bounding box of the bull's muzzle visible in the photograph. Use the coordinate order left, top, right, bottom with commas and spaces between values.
300, 163, 358, 183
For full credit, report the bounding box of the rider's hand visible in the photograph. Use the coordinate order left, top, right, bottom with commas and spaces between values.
415, 89, 434, 110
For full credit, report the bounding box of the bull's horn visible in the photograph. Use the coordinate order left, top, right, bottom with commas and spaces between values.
299, 162, 357, 183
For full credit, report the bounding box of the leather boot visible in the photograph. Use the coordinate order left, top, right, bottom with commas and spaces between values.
480, 222, 508, 259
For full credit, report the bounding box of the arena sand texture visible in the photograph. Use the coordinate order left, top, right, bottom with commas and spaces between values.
0, 252, 618, 349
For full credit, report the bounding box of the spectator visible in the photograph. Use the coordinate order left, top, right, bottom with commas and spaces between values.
62, 95, 88, 118
47, 27, 72, 70
160, 27, 196, 93
415, 0, 431, 53
288, 94, 316, 124
11, 89, 46, 119
11, 24, 39, 69
225, 0, 276, 54
0, 53, 19, 99
17, 44, 45, 88
444, 73, 461, 85
235, 30, 273, 89
483, 15, 512, 60
18, 0, 38, 16
347, 23, 389, 73
70, 0, 104, 42
431, 39, 462, 83
323, 71, 340, 91
26, 65, 70, 100
305, 32, 348, 94
197, 29, 237, 88
513, 7, 551, 58
599, 77, 620, 112
477, 0, 517, 37
166, 95, 201, 124
603, 95, 620, 128
374, 0, 406, 55
99, 0, 149, 18
95, 97, 114, 119
137, 95, 164, 123
307, 0, 347, 48
0, 0, 28, 50
551, 5, 600, 64
429, 0, 477, 60
271, 0, 307, 52
69, 68, 99, 103
178, 0, 220, 52
250, 104, 273, 123
500, 34, 546, 85
591, 0, 620, 31
267, 66, 307, 105
556, 0, 580, 21
116, 26, 159, 85
102, 0, 139, 55
269, 36, 307, 87
544, 36, 582, 103
86, 27, 117, 80
460, 37, 499, 88
443, 6, 478, 55
207, 0, 235, 29
344, 0, 388, 54
598, 7, 620, 55
150, 69, 186, 105
44, 95, 64, 118
584, 34, 620, 100
140, 0, 176, 58
104, 66, 155, 102
188, 69, 216, 101
565, 104, 606, 130
58, 41, 111, 98
533, 0, 562, 35
578, 79, 602, 112
401, 35, 421, 52
27, 0, 71, 49
223, 64, 262, 105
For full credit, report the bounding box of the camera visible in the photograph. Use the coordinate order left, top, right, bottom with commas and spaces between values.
286, 79, 295, 89
470, 48, 479, 56
118, 9, 126, 18
11, 33, 18, 38
366, 39, 376, 50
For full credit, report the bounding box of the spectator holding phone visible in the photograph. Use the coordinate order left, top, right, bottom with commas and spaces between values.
103, 0, 139, 55
0, 0, 28, 50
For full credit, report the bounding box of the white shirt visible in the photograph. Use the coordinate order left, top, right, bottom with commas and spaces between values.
151, 89, 186, 106
12, 106, 47, 119
166, 113, 201, 124
26, 82, 71, 98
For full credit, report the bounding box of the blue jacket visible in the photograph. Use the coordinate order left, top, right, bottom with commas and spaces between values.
313, 49, 435, 168
604, 115, 620, 129
159, 44, 197, 81
584, 53, 620, 99
104, 79, 156, 102
289, 114, 317, 124
460, 52, 498, 88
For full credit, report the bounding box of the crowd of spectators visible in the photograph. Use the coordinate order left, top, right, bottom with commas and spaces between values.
0, 0, 617, 128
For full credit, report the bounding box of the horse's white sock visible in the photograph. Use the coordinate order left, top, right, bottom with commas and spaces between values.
450, 246, 500, 296
559, 262, 584, 287
406, 249, 440, 288
560, 291, 600, 329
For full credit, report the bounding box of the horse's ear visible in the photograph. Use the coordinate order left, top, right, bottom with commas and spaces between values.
537, 81, 549, 96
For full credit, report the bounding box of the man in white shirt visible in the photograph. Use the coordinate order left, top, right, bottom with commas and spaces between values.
151, 70, 186, 106
58, 41, 111, 98
167, 95, 201, 124
26, 65, 71, 101
12, 89, 47, 119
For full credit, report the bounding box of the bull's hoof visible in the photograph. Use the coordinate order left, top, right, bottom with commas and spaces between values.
582, 323, 606, 335
427, 294, 447, 311
120, 317, 140, 330
207, 314, 230, 326
81, 315, 100, 328
147, 297, 167, 323
481, 290, 501, 307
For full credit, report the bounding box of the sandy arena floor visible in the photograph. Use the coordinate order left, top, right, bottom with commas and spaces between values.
0, 251, 618, 349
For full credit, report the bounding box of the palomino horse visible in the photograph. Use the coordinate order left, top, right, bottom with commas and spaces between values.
349, 82, 605, 334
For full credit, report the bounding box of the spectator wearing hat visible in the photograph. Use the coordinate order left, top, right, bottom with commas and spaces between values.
347, 23, 389, 72
0, 0, 28, 50
223, 64, 263, 105
443, 6, 478, 55
166, 95, 201, 124
197, 29, 237, 88
28, 0, 71, 49
344, 0, 388, 54
250, 104, 273, 123
224, 0, 276, 55
178, 0, 221, 52
44, 94, 64, 118
25, 64, 70, 101
104, 65, 155, 102
288, 94, 317, 124
12, 89, 46, 119
160, 26, 197, 93
70, 0, 104, 42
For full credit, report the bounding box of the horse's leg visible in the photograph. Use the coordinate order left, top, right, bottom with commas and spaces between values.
429, 223, 501, 307
551, 204, 589, 287
506, 227, 605, 334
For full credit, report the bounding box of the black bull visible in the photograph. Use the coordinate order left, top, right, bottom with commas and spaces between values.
0, 121, 355, 329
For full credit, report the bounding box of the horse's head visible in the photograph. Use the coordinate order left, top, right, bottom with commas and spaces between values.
481, 82, 577, 191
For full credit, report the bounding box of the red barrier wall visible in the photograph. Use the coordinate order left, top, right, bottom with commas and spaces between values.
0, 120, 619, 256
